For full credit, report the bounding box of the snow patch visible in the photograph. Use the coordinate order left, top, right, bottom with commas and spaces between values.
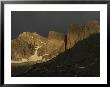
11, 58, 28, 63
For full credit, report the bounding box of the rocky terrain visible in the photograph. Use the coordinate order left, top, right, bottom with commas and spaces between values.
12, 33, 100, 77
11, 20, 100, 77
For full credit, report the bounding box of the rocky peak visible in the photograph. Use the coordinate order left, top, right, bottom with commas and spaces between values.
18, 32, 47, 46
11, 32, 48, 61
11, 20, 100, 63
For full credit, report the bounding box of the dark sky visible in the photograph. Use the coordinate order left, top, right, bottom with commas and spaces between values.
11, 11, 100, 39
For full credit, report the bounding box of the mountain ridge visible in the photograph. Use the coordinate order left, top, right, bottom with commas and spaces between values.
11, 20, 100, 63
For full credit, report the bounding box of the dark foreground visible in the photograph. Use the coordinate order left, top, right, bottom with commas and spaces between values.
12, 33, 100, 77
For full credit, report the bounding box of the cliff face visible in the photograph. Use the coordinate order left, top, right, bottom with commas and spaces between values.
11, 31, 66, 63
37, 31, 66, 62
66, 21, 100, 49
11, 32, 48, 61
66, 24, 80, 49
48, 31, 65, 53
11, 21, 100, 63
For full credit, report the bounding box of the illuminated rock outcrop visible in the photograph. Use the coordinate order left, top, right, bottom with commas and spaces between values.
11, 32, 47, 62
11, 21, 100, 63
11, 32, 66, 63
48, 31, 65, 53
66, 21, 100, 49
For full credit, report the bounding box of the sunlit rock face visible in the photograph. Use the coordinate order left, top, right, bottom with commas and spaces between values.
11, 32, 48, 62
66, 21, 100, 49
48, 31, 65, 53
11, 21, 100, 64
37, 31, 65, 62
66, 24, 80, 49
11, 31, 66, 63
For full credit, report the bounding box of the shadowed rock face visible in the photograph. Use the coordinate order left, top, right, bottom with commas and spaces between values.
11, 20, 100, 63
